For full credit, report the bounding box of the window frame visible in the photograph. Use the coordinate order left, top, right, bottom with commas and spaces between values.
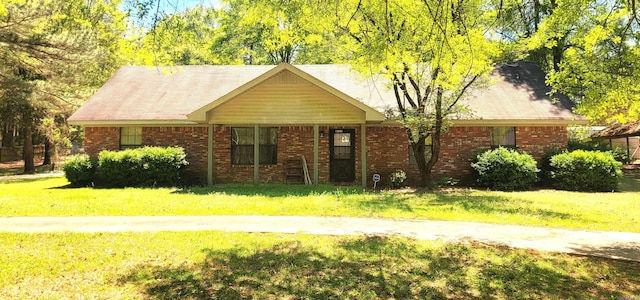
231, 127, 277, 165
120, 127, 142, 149
491, 126, 516, 148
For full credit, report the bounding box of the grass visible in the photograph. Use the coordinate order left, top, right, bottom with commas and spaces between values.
1, 176, 639, 232
0, 231, 638, 299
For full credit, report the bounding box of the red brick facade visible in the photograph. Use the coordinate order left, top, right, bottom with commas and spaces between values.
83, 124, 567, 186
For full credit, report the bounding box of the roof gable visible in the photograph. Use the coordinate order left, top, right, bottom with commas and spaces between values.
187, 63, 385, 123
204, 68, 367, 124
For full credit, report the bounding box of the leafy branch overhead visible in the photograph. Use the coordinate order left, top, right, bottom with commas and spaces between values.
334, 0, 499, 187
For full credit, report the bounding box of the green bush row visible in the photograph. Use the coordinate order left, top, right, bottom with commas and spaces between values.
471, 147, 623, 192
63, 147, 189, 187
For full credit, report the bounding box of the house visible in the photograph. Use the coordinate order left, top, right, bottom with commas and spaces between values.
67, 62, 584, 186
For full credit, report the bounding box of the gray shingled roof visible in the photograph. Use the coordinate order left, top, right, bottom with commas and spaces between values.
68, 62, 580, 124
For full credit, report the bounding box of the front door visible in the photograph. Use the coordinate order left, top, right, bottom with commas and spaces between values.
330, 129, 355, 182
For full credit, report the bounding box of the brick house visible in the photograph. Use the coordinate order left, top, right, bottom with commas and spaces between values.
68, 62, 585, 186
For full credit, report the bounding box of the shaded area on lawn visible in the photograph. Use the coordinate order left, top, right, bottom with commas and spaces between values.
119, 236, 640, 299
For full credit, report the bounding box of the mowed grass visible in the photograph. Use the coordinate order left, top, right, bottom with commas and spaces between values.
1, 176, 639, 232
1, 231, 638, 299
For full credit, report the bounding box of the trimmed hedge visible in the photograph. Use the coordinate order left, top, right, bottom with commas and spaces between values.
98, 146, 189, 187
549, 150, 622, 192
471, 147, 539, 191
63, 154, 96, 186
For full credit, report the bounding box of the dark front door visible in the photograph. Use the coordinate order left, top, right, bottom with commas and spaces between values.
330, 129, 355, 182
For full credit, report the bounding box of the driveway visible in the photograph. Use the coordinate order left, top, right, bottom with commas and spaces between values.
1, 215, 639, 262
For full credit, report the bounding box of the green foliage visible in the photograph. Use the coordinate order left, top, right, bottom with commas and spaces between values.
436, 177, 460, 187
568, 140, 630, 164
549, 150, 623, 192
389, 170, 407, 188
63, 154, 95, 186
498, 0, 640, 123
471, 147, 539, 191
335, 0, 500, 187
98, 147, 189, 187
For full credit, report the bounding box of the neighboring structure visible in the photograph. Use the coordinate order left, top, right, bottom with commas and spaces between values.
68, 62, 585, 186
597, 121, 640, 163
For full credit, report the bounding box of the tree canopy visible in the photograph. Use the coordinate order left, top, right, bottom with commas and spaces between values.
331, 0, 500, 187
0, 0, 128, 172
497, 0, 640, 124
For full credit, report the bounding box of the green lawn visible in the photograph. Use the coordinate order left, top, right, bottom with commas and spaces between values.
1, 176, 639, 232
1, 231, 638, 299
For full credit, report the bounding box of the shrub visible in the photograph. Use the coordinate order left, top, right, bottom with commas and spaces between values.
98, 146, 189, 187
63, 154, 95, 186
568, 139, 630, 164
389, 170, 407, 188
549, 150, 622, 192
471, 147, 539, 191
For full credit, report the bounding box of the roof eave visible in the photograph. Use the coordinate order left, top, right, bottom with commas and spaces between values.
68, 119, 201, 126
451, 118, 589, 126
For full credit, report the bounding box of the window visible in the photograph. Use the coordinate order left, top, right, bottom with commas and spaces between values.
120, 127, 142, 149
492, 127, 516, 147
409, 135, 432, 165
231, 127, 277, 165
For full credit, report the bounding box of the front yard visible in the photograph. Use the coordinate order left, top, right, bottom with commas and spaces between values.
1, 175, 639, 298
1, 176, 638, 232
1, 231, 639, 299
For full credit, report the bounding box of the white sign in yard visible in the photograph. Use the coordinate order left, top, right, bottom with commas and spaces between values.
372, 173, 381, 190
372, 174, 381, 182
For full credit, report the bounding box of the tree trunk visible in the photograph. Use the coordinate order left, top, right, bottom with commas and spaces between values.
424, 88, 444, 189
23, 125, 35, 174
43, 138, 51, 165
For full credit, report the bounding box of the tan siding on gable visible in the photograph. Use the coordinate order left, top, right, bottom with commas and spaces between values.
208, 70, 366, 124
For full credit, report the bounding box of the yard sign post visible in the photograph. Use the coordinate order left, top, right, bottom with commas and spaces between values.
372, 173, 380, 190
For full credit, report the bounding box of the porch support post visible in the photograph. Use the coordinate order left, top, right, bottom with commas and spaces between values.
627, 136, 631, 161
361, 123, 367, 188
313, 124, 319, 185
207, 125, 214, 186
254, 124, 259, 184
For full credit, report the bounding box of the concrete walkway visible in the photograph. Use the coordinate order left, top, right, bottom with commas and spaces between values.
1, 216, 639, 262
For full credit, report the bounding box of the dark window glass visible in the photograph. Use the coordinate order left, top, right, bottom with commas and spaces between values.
491, 127, 516, 147
231, 127, 277, 165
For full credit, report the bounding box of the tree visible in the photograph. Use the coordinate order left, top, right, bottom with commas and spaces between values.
0, 0, 127, 173
497, 0, 640, 123
129, 0, 341, 65
210, 0, 339, 64
333, 0, 499, 188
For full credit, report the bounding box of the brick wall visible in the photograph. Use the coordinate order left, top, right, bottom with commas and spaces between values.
84, 124, 568, 186
84, 127, 120, 157
143, 127, 209, 181
366, 126, 409, 186
368, 125, 568, 185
